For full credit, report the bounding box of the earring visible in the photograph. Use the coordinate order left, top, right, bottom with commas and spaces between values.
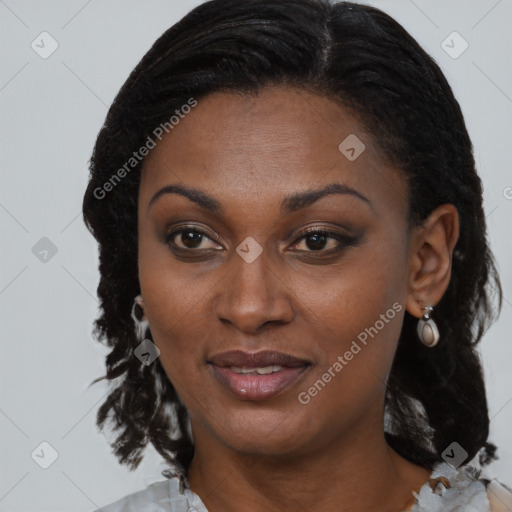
130, 295, 161, 367
417, 306, 440, 347
131, 294, 148, 341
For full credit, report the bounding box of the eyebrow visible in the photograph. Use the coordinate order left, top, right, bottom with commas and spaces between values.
147, 182, 372, 214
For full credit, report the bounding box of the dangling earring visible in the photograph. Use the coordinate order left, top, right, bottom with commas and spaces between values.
131, 295, 160, 365
131, 294, 148, 342
417, 305, 440, 347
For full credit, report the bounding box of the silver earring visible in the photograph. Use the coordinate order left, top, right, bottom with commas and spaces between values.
131, 294, 148, 341
417, 306, 440, 347
131, 295, 161, 367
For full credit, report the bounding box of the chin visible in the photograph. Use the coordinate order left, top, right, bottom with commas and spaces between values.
209, 407, 319, 457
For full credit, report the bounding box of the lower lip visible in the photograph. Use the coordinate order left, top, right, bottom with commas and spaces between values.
210, 365, 308, 401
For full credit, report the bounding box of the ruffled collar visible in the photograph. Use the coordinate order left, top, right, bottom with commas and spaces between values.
407, 461, 489, 512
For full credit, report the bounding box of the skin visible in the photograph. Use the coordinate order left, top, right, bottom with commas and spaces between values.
137, 86, 459, 512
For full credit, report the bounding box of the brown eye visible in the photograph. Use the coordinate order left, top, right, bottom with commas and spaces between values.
292, 229, 358, 254
301, 232, 333, 251
166, 228, 221, 251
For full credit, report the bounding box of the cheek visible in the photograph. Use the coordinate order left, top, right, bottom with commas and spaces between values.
142, 287, 210, 379
295, 235, 407, 339
293, 237, 408, 415
137, 233, 211, 382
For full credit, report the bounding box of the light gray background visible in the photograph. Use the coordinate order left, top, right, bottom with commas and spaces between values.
1, 0, 511, 510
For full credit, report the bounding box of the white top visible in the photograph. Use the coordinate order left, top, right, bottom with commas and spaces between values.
93, 462, 512, 512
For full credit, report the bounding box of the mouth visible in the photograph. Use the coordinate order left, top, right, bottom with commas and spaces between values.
207, 350, 311, 401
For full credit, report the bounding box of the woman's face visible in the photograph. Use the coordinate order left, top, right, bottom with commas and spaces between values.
138, 86, 411, 457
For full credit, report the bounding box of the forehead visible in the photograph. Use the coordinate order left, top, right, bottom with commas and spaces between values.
140, 86, 406, 217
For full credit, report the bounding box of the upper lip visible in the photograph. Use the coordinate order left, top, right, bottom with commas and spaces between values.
208, 350, 310, 368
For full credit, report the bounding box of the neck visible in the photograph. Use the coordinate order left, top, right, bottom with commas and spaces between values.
187, 408, 431, 512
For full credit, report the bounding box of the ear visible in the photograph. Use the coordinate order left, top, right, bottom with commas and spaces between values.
405, 204, 459, 318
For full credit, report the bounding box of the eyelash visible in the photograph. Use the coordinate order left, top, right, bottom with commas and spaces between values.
164, 226, 358, 257
294, 227, 357, 255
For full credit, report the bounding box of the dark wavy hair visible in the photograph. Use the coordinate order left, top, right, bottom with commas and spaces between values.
82, 0, 502, 476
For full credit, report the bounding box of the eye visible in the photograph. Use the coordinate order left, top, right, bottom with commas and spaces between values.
291, 228, 357, 254
165, 227, 222, 251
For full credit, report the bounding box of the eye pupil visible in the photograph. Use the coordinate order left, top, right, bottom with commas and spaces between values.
306, 233, 327, 251
181, 231, 203, 248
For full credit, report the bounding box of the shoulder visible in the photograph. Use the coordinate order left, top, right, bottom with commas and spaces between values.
91, 477, 196, 512
483, 478, 512, 512
410, 462, 512, 512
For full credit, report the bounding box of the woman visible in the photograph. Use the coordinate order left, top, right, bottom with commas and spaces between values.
83, 0, 511, 510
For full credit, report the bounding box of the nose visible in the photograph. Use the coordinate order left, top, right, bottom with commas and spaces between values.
214, 248, 294, 334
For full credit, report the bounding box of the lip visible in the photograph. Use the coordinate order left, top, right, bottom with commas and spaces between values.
208, 350, 311, 401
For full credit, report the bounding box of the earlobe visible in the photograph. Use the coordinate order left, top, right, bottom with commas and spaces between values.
405, 204, 459, 318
